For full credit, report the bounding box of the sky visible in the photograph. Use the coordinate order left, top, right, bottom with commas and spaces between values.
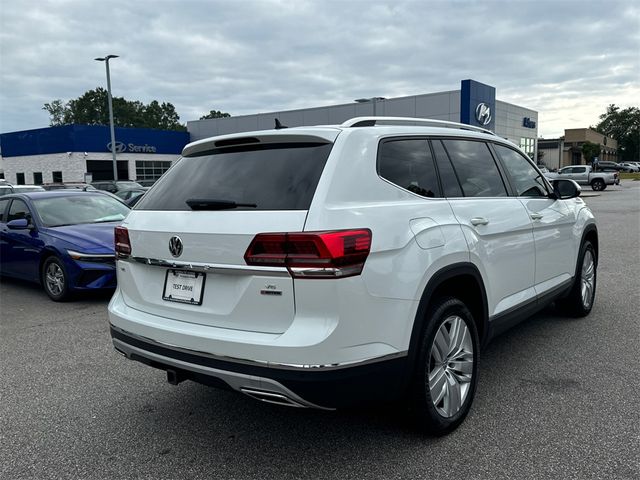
0, 0, 638, 138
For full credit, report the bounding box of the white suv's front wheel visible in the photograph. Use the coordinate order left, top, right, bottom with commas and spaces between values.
410, 297, 479, 435
557, 240, 597, 317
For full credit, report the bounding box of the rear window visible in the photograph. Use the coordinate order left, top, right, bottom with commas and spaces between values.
136, 143, 333, 211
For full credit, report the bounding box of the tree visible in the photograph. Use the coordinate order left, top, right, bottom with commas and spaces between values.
42, 100, 67, 126
43, 88, 187, 131
581, 141, 601, 165
536, 149, 547, 166
200, 109, 231, 120
595, 104, 640, 162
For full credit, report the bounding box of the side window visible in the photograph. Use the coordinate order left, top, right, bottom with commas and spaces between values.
442, 140, 508, 197
431, 140, 463, 197
378, 139, 440, 198
7, 199, 32, 223
0, 199, 10, 222
494, 144, 548, 197
574, 167, 586, 174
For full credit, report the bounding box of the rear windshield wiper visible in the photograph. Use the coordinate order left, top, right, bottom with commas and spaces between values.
186, 198, 258, 210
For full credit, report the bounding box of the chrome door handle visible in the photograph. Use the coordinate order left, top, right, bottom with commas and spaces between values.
470, 217, 489, 226
530, 213, 544, 221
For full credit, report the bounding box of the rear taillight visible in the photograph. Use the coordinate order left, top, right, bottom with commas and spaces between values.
244, 229, 372, 278
115, 226, 131, 256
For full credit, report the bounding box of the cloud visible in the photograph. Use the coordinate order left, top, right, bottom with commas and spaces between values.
1, 0, 638, 138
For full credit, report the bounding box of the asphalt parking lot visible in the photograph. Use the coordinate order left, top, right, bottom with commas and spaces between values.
1, 183, 639, 480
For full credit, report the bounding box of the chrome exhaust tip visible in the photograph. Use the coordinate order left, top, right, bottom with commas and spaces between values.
240, 388, 307, 408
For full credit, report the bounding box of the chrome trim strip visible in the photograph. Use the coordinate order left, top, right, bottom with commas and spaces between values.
110, 324, 408, 371
68, 250, 116, 259
119, 255, 290, 277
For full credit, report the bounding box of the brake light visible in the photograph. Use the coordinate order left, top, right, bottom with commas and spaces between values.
114, 226, 131, 256
244, 229, 372, 278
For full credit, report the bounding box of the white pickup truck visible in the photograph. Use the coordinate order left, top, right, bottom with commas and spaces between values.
545, 165, 618, 191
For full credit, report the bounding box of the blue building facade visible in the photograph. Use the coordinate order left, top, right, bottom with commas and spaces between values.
0, 125, 189, 183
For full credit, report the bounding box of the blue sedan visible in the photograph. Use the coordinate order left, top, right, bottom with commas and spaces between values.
0, 191, 130, 301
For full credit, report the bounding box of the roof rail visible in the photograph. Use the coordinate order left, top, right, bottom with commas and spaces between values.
340, 116, 496, 136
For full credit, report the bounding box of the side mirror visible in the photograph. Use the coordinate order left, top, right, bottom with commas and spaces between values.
553, 179, 581, 199
7, 218, 32, 230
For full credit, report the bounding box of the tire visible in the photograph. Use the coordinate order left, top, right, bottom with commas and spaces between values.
591, 179, 605, 191
409, 297, 479, 436
557, 241, 596, 317
42, 256, 71, 301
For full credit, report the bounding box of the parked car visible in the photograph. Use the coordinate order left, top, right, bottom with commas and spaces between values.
108, 116, 598, 435
546, 165, 617, 191
137, 179, 158, 187
115, 187, 149, 202
0, 191, 130, 301
619, 162, 640, 173
596, 161, 622, 171
125, 190, 148, 207
0, 184, 46, 196
42, 183, 96, 191
92, 180, 143, 194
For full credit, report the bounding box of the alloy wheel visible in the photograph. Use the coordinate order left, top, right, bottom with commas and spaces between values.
581, 249, 595, 309
45, 262, 65, 296
428, 315, 474, 418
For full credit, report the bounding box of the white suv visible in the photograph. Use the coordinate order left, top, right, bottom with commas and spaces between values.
108, 117, 598, 435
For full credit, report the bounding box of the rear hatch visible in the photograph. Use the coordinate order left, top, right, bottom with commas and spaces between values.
118, 131, 338, 334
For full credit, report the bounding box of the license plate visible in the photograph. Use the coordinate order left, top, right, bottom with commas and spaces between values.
162, 270, 206, 305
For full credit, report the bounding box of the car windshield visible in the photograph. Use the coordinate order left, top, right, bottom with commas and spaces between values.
33, 194, 131, 227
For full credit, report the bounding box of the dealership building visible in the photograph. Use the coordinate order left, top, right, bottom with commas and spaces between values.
188, 79, 539, 159
1, 79, 538, 185
0, 125, 188, 185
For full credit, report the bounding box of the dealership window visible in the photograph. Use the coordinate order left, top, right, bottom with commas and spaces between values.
135, 160, 172, 182
52, 171, 63, 183
33, 172, 43, 185
16, 172, 25, 185
519, 137, 535, 158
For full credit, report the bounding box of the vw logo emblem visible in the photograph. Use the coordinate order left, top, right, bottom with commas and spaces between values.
107, 141, 127, 153
475, 103, 492, 126
168, 236, 183, 258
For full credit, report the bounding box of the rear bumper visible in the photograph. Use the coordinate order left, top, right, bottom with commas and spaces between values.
110, 325, 409, 409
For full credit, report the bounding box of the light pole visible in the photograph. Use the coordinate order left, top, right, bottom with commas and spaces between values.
355, 97, 386, 116
95, 55, 119, 181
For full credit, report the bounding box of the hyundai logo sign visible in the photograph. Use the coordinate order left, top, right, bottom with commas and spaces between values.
107, 141, 127, 153
107, 141, 157, 153
475, 103, 492, 126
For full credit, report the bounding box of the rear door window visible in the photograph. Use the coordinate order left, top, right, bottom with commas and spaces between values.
378, 139, 441, 198
442, 140, 508, 197
137, 143, 333, 211
431, 140, 463, 197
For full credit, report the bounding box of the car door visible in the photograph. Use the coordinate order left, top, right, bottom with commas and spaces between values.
570, 166, 588, 184
0, 198, 12, 275
433, 139, 536, 318
3, 198, 43, 281
492, 144, 577, 296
